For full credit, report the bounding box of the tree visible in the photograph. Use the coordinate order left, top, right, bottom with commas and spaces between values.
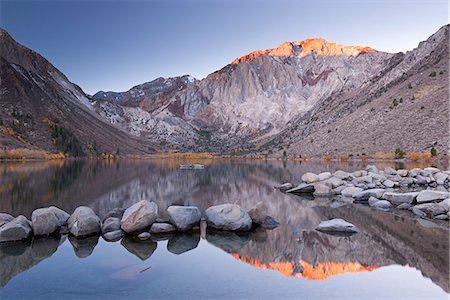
431, 147, 437, 157
394, 148, 406, 159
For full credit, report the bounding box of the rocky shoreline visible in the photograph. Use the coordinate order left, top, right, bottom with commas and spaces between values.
278, 165, 450, 222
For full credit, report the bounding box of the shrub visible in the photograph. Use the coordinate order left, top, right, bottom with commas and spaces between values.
429, 71, 436, 77
282, 150, 287, 157
408, 83, 413, 89
392, 98, 398, 107
431, 147, 437, 157
394, 148, 406, 159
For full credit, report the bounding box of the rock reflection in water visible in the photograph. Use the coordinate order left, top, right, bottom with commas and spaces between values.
68, 235, 99, 258
121, 236, 157, 260
167, 232, 200, 255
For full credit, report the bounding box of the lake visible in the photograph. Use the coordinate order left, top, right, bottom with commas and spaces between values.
0, 159, 449, 299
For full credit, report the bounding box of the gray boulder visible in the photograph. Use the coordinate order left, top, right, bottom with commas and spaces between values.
121, 200, 158, 233
0, 213, 14, 227
341, 187, 363, 197
102, 208, 125, 223
352, 170, 368, 177
383, 180, 395, 188
368, 196, 380, 206
167, 206, 201, 231
316, 218, 358, 233
68, 206, 101, 237
31, 206, 70, 236
434, 172, 448, 185
383, 192, 419, 205
0, 215, 33, 242
372, 200, 391, 209
397, 203, 413, 210
248, 202, 279, 229
205, 204, 252, 231
103, 230, 125, 242
102, 217, 121, 234
424, 167, 440, 174
286, 183, 315, 194
408, 168, 421, 177
416, 190, 450, 203
412, 207, 426, 218
301, 172, 319, 183
312, 182, 333, 197
318, 172, 332, 181
333, 170, 351, 180
353, 188, 386, 201
366, 165, 379, 174
274, 183, 293, 191
326, 177, 345, 188
150, 222, 177, 234
397, 170, 408, 177
137, 232, 152, 240
384, 167, 397, 175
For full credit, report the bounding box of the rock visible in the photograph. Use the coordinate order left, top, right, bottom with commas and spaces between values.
31, 206, 70, 236
205, 204, 252, 231
318, 172, 332, 181
121, 236, 157, 260
368, 196, 380, 206
274, 183, 293, 191
357, 175, 373, 184
206, 230, 251, 253
352, 170, 367, 177
408, 168, 421, 177
397, 203, 413, 210
316, 218, 358, 233
341, 187, 363, 197
0, 213, 14, 227
416, 190, 450, 203
102, 217, 121, 234
366, 165, 379, 174
103, 230, 125, 242
0, 215, 33, 242
248, 202, 279, 229
399, 177, 414, 187
416, 175, 430, 185
353, 188, 386, 200
438, 199, 450, 211
137, 232, 151, 240
412, 207, 426, 217
68, 206, 101, 237
301, 172, 319, 183
68, 235, 99, 258
167, 233, 200, 255
102, 208, 125, 223
150, 222, 177, 234
286, 183, 315, 194
434, 214, 449, 220
167, 206, 201, 231
59, 225, 69, 234
384, 167, 397, 175
396, 169, 408, 177
383, 180, 395, 188
326, 177, 345, 188
312, 182, 333, 197
333, 170, 351, 180
424, 167, 440, 174
121, 200, 158, 233
434, 172, 448, 185
383, 192, 419, 205
372, 200, 391, 209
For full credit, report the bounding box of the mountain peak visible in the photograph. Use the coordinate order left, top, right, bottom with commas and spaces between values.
231, 38, 378, 64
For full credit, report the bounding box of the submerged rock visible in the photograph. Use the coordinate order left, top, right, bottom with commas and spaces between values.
205, 204, 252, 231
68, 207, 101, 237
31, 206, 70, 236
167, 206, 201, 231
316, 218, 358, 233
121, 200, 158, 233
0, 215, 33, 243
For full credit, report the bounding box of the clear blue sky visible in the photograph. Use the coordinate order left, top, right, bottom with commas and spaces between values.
1, 0, 448, 94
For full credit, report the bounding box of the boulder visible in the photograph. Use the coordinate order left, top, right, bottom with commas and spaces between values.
341, 187, 363, 197
0, 215, 33, 242
68, 206, 101, 237
31, 206, 70, 236
397, 170, 408, 177
424, 167, 440, 174
366, 165, 379, 174
353, 189, 386, 201
333, 170, 351, 180
274, 183, 293, 192
248, 202, 279, 229
150, 222, 177, 234
103, 230, 125, 242
102, 217, 121, 234
368, 196, 380, 206
312, 182, 333, 197
372, 200, 391, 209
408, 168, 421, 177
384, 167, 397, 175
167, 206, 201, 231
399, 177, 414, 187
416, 175, 430, 185
397, 203, 413, 210
286, 183, 315, 194
301, 172, 319, 183
434, 214, 449, 220
102, 208, 125, 223
318, 172, 332, 181
434, 172, 448, 185
137, 232, 152, 240
412, 207, 426, 218
383, 180, 395, 188
121, 200, 158, 233
326, 177, 345, 188
205, 204, 252, 231
316, 218, 358, 233
0, 213, 14, 227
383, 192, 418, 205
352, 170, 368, 177
416, 190, 450, 203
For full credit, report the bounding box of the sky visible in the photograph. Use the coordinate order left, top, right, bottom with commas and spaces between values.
1, 0, 448, 95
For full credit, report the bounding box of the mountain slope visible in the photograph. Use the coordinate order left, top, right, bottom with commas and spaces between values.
0, 29, 153, 156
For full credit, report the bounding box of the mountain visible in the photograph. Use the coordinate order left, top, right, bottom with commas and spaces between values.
1, 25, 448, 157
0, 29, 152, 156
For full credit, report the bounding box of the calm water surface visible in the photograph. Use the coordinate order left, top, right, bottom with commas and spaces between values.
0, 159, 449, 299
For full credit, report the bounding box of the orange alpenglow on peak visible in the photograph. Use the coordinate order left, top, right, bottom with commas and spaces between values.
231, 38, 378, 64
231, 254, 378, 280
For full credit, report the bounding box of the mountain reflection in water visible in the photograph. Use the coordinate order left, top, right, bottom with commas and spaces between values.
0, 159, 448, 294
